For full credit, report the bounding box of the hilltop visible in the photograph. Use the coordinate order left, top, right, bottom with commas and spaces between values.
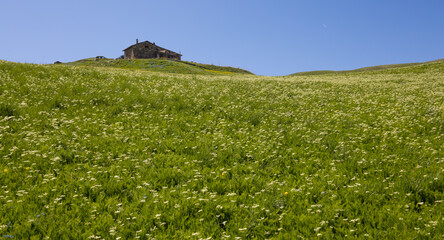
65, 58, 254, 75
289, 58, 444, 76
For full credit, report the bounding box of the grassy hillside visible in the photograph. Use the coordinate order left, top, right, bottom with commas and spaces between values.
289, 58, 444, 76
66, 58, 253, 75
0, 60, 443, 239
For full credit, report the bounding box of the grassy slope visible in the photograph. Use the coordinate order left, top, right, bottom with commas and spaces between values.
66, 58, 253, 75
0, 60, 443, 239
289, 59, 444, 76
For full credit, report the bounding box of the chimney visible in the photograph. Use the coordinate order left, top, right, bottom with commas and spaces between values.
136, 39, 139, 44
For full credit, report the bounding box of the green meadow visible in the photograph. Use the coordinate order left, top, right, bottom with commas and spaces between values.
0, 59, 443, 239
66, 58, 253, 75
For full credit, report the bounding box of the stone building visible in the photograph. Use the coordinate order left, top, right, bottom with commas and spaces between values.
123, 40, 182, 60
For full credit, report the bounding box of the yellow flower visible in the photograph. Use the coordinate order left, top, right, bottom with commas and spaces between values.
25, 167, 30, 170
4, 169, 7, 173
222, 173, 225, 176
285, 192, 288, 195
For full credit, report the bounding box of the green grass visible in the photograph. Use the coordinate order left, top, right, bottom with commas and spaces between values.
0, 59, 443, 239
289, 59, 444, 76
66, 58, 253, 75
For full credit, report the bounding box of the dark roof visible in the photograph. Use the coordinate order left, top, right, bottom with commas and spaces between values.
123, 41, 182, 56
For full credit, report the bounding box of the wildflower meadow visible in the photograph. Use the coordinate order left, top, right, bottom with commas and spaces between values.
0, 59, 443, 239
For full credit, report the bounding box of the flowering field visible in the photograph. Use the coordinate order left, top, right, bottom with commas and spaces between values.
0, 60, 443, 239
67, 58, 253, 75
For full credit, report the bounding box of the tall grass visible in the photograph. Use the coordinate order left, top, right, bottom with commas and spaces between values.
0, 60, 443, 239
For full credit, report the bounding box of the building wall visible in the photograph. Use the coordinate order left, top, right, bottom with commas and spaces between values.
124, 43, 181, 60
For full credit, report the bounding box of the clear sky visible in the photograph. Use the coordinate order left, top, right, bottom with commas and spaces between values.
1, 0, 443, 76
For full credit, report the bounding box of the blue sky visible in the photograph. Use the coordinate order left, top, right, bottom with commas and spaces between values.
1, 0, 443, 76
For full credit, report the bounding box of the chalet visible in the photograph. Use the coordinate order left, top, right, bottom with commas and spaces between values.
123, 39, 182, 60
